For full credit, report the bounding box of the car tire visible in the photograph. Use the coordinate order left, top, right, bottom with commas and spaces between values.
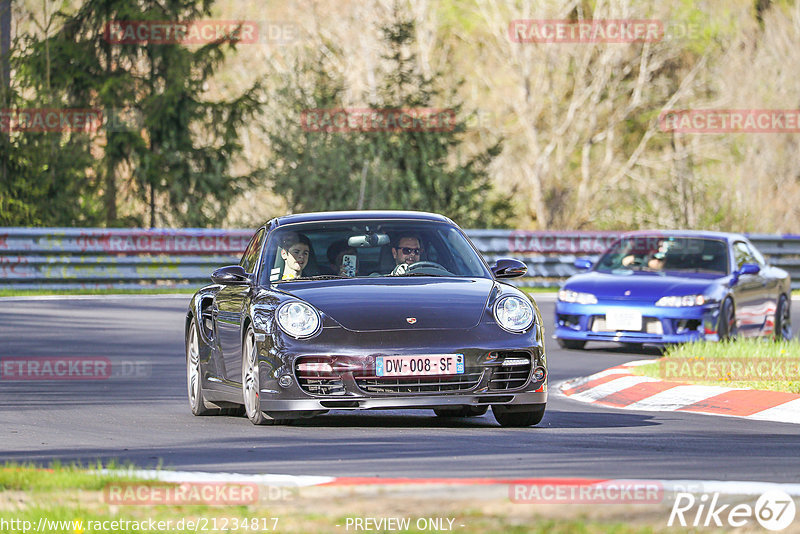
556, 338, 586, 350
187, 318, 213, 416
433, 406, 489, 418
774, 295, 792, 341
718, 298, 737, 341
242, 326, 288, 425
492, 404, 546, 427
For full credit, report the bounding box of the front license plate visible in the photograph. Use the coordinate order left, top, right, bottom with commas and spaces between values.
605, 309, 642, 331
376, 354, 465, 377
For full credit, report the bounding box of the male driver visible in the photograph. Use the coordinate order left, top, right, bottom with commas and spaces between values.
390, 234, 422, 275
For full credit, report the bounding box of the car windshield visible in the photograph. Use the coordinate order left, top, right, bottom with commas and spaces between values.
260, 219, 491, 283
595, 236, 729, 275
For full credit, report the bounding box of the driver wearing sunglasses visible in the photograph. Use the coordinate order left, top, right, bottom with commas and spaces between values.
390, 235, 423, 276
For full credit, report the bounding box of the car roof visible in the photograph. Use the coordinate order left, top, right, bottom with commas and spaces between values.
266, 210, 455, 227
619, 229, 747, 243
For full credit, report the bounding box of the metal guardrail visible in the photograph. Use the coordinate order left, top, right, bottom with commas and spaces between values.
1, 228, 799, 290
0, 228, 251, 290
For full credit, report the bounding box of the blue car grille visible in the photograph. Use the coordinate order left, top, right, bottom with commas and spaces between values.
591, 315, 664, 334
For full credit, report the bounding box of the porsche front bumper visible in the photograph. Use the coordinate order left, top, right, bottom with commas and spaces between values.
253, 324, 547, 416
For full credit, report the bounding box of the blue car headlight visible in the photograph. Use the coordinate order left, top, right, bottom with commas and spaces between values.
494, 296, 535, 333
276, 301, 321, 338
655, 295, 706, 307
558, 289, 598, 304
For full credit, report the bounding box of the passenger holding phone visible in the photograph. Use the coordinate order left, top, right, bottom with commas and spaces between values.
326, 239, 358, 277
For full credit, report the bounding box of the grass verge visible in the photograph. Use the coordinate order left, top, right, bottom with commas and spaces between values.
0, 463, 678, 533
0, 462, 145, 492
520, 287, 558, 294
629, 339, 800, 393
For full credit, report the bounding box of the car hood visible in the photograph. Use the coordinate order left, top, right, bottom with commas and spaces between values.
278, 277, 494, 331
565, 271, 721, 301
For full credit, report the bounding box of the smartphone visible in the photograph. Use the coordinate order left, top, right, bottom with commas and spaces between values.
341, 254, 357, 277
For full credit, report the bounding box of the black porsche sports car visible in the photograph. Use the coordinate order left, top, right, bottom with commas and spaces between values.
185, 211, 547, 427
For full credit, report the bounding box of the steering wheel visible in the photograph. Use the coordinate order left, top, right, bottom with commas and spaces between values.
621, 255, 645, 268
406, 261, 451, 275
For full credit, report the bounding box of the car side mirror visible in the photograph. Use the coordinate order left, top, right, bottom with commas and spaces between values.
738, 263, 760, 276
574, 258, 593, 270
730, 263, 760, 286
211, 265, 251, 285
491, 258, 528, 279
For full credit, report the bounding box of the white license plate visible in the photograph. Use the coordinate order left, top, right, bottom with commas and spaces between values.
605, 309, 643, 331
376, 354, 465, 377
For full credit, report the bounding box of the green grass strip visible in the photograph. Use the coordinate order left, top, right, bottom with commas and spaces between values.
630, 339, 800, 393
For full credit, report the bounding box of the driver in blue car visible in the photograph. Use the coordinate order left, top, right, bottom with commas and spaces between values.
621, 240, 669, 270
390, 234, 423, 275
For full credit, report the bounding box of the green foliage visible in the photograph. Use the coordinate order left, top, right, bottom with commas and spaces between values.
0, 61, 102, 226
267, 9, 513, 228
129, 2, 265, 227
3, 0, 263, 227
267, 45, 369, 214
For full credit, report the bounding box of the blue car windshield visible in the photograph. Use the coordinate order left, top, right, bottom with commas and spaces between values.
595, 236, 729, 275
261, 220, 490, 283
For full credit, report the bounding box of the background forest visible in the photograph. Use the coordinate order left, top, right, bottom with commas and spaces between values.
2, 0, 800, 231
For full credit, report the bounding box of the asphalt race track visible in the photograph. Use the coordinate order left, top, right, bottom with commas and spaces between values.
1, 295, 798, 482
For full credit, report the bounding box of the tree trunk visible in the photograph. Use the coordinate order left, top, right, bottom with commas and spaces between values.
1, 0, 11, 188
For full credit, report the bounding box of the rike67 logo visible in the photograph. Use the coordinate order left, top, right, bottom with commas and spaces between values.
669, 490, 796, 531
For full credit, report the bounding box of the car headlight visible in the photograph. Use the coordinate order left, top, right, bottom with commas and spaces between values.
276, 301, 321, 338
558, 289, 598, 304
655, 294, 706, 307
494, 296, 535, 333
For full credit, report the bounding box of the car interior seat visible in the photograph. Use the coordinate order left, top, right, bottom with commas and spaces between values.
378, 244, 396, 273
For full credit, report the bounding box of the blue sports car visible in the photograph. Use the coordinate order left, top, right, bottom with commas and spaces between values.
554, 231, 791, 349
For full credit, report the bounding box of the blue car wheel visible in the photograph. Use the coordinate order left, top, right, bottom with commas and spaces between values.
718, 298, 737, 340
775, 295, 792, 341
